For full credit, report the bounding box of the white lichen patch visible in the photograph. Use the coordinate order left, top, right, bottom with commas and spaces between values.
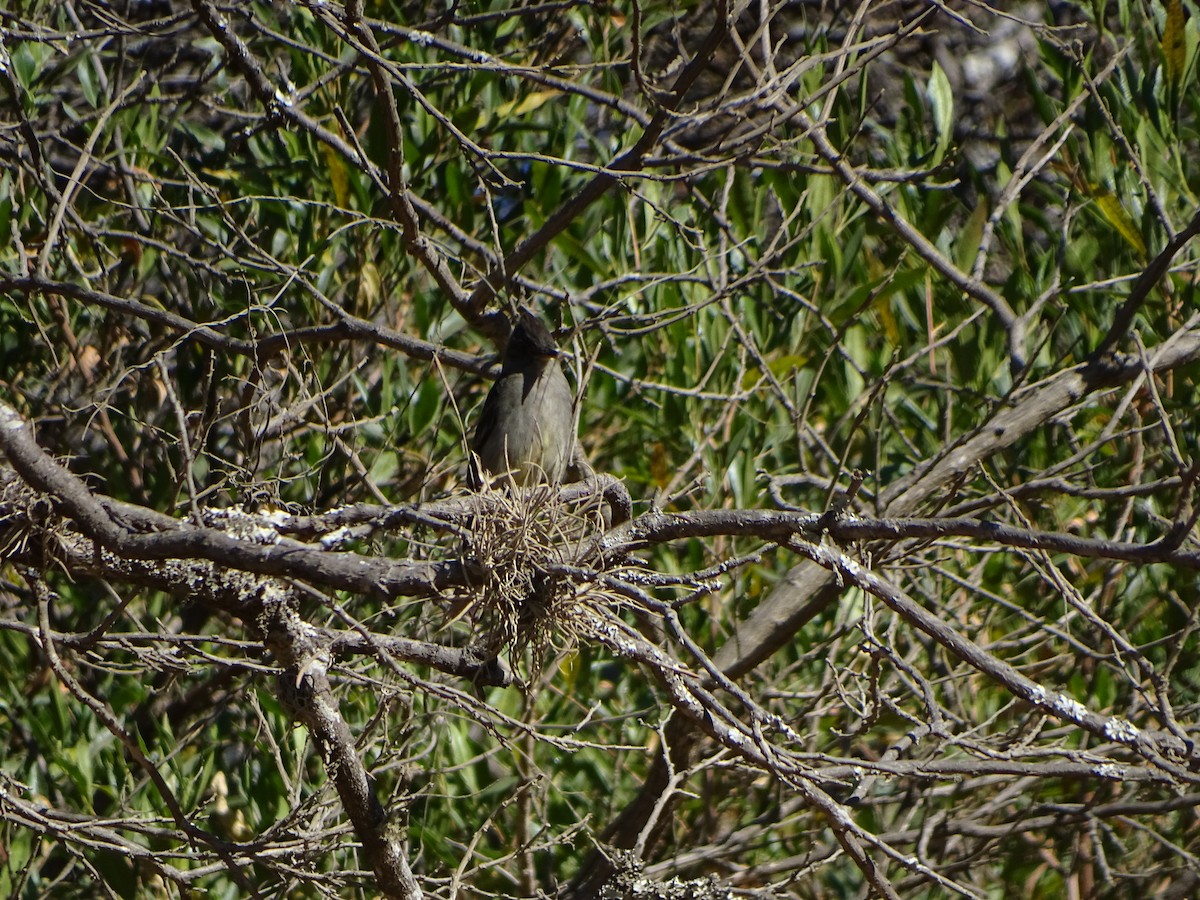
1104, 717, 1140, 743
207, 508, 282, 545
320, 526, 353, 550
1050, 694, 1089, 721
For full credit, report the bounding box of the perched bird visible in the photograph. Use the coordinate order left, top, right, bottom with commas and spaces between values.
470, 308, 577, 488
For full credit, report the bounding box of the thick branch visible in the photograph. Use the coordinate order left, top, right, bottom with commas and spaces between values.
267, 604, 422, 899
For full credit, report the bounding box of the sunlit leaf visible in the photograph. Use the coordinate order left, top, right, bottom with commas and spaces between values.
1093, 190, 1147, 258
496, 90, 559, 119
926, 61, 954, 164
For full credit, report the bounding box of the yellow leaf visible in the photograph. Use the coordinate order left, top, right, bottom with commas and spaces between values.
357, 260, 381, 313
559, 650, 581, 690
740, 355, 806, 390
1094, 191, 1147, 259
1163, 0, 1187, 88
496, 90, 559, 119
323, 143, 349, 208
878, 295, 900, 346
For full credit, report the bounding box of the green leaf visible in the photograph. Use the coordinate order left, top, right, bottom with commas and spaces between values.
11, 42, 48, 92
955, 199, 989, 273
926, 61, 954, 164
0, 196, 11, 249
77, 60, 99, 108
180, 118, 226, 152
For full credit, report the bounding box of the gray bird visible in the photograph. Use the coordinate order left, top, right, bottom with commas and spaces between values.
470, 308, 577, 489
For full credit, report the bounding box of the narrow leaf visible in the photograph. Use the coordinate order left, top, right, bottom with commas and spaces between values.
926, 62, 954, 163
1094, 191, 1147, 259
1163, 0, 1186, 87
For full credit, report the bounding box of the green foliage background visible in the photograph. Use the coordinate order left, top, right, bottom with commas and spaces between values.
2, 1, 1200, 896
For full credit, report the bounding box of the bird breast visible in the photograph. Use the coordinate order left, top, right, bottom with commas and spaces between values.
479, 363, 574, 485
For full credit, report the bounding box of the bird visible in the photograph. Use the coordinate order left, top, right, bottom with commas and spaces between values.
470, 308, 577, 489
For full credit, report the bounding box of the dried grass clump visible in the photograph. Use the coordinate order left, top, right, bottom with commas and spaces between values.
0, 469, 64, 565
462, 481, 613, 675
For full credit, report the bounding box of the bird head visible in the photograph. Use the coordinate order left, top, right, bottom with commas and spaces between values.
503, 308, 560, 371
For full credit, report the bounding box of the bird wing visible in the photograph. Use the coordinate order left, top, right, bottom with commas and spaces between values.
468, 376, 507, 490
471, 379, 502, 456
